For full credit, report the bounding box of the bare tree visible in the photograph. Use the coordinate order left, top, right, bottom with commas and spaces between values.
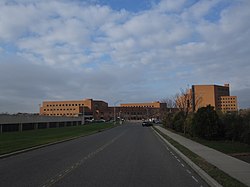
175, 87, 202, 116
174, 88, 190, 116
161, 96, 177, 112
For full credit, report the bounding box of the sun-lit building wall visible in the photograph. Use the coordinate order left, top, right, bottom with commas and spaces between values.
191, 84, 238, 112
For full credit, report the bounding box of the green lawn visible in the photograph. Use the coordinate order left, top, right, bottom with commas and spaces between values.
166, 128, 250, 154
0, 123, 114, 155
190, 137, 250, 154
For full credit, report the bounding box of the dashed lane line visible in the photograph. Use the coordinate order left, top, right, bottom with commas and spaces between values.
40, 131, 126, 187
192, 176, 199, 183
186, 169, 192, 174
152, 128, 208, 187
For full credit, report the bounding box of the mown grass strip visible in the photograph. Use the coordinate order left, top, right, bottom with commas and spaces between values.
153, 127, 247, 187
0, 123, 114, 155
165, 128, 250, 155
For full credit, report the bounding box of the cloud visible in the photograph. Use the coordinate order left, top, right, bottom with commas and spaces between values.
0, 0, 250, 112
157, 0, 186, 12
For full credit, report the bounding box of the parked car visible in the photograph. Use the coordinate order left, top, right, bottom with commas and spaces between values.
142, 121, 152, 127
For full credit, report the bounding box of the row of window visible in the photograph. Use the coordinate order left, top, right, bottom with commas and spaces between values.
44, 113, 78, 116
219, 104, 236, 107
44, 108, 76, 111
222, 108, 237, 111
110, 112, 150, 115
220, 97, 235, 100
219, 101, 236, 104
46, 103, 84, 107
124, 105, 156, 108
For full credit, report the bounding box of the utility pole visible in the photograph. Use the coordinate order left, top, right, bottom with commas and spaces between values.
81, 105, 85, 125
114, 100, 122, 125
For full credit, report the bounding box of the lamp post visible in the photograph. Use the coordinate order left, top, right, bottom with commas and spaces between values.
81, 105, 85, 125
113, 100, 122, 125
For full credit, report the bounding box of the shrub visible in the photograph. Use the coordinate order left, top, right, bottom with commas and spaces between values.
172, 111, 185, 132
192, 105, 222, 140
162, 112, 174, 129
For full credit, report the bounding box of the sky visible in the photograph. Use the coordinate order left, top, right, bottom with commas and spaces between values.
0, 0, 250, 113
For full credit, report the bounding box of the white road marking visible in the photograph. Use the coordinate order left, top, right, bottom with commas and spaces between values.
186, 169, 191, 174
192, 176, 199, 183
181, 163, 185, 167
177, 159, 181, 162
40, 131, 126, 187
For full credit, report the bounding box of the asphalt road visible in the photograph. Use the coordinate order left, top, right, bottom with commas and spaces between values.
0, 123, 209, 187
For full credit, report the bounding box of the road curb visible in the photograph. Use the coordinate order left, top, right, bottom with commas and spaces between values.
152, 127, 222, 187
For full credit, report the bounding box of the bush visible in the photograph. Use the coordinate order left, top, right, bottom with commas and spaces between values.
221, 113, 243, 141
172, 111, 185, 132
192, 105, 222, 140
162, 112, 174, 129
162, 107, 250, 145
184, 113, 194, 135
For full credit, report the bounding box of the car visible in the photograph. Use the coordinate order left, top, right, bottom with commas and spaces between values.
142, 121, 152, 127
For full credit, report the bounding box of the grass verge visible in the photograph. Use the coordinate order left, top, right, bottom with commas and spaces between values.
0, 123, 114, 155
188, 137, 250, 155
166, 128, 250, 155
153, 126, 247, 187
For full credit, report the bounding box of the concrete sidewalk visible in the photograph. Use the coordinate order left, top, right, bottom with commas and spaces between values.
155, 126, 250, 187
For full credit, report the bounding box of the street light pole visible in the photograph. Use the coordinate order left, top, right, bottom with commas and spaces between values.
81, 105, 85, 125
113, 100, 122, 125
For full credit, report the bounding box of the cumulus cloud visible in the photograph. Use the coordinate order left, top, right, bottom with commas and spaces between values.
0, 0, 250, 113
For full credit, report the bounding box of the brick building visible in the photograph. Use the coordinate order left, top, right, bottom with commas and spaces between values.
40, 99, 108, 120
109, 101, 167, 121
40, 100, 167, 121
191, 84, 238, 112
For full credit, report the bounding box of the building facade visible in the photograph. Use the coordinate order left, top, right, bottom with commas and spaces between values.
109, 101, 167, 121
40, 99, 108, 120
40, 99, 167, 121
191, 84, 238, 112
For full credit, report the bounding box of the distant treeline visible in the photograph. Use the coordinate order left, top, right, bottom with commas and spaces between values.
162, 106, 250, 145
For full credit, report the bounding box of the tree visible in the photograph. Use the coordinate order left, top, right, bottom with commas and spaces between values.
162, 112, 174, 129
192, 105, 222, 140
175, 87, 202, 117
221, 113, 243, 141
172, 111, 185, 132
184, 113, 194, 135
175, 88, 192, 117
161, 97, 177, 112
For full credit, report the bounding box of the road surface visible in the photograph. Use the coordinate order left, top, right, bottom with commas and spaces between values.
0, 122, 208, 187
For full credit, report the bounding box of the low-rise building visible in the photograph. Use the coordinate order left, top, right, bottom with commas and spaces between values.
40, 99, 108, 120
40, 99, 167, 121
